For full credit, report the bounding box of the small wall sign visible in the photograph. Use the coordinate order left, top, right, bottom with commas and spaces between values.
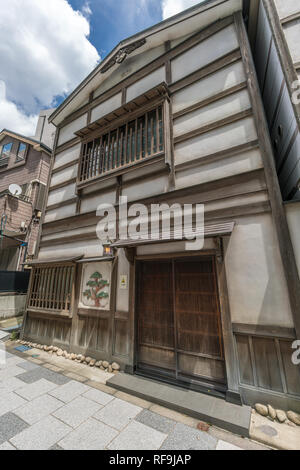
120, 275, 128, 290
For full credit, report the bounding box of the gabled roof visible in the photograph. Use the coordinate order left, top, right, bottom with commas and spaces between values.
49, 0, 243, 126
0, 129, 52, 155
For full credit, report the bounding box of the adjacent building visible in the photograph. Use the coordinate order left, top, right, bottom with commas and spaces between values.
0, 111, 54, 319
247, 0, 300, 293
22, 0, 300, 413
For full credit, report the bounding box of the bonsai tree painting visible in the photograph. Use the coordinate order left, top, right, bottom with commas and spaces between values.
83, 271, 110, 308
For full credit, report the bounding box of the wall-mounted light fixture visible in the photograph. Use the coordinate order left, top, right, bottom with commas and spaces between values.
103, 239, 114, 257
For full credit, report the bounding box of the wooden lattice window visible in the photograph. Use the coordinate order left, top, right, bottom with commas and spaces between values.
78, 104, 164, 184
28, 265, 75, 314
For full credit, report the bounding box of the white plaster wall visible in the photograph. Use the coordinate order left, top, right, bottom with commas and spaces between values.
171, 25, 239, 83
225, 213, 293, 327
58, 114, 87, 146
173, 89, 251, 138
53, 144, 81, 170
172, 61, 246, 114
44, 203, 77, 223
38, 239, 103, 260
93, 45, 166, 98
126, 67, 166, 102
47, 183, 76, 206
274, 0, 300, 19
174, 117, 258, 165
204, 191, 269, 214
42, 225, 96, 243
80, 190, 116, 214
91, 93, 122, 123
286, 202, 300, 278
122, 160, 166, 183
122, 175, 169, 202
50, 164, 78, 187
175, 148, 263, 190
283, 20, 300, 65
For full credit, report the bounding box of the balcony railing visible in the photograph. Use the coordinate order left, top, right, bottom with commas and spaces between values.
78, 104, 164, 184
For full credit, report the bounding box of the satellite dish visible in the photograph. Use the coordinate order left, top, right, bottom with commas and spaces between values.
8, 184, 22, 197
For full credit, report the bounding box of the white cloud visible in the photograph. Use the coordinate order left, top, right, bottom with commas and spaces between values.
0, 0, 99, 136
162, 0, 203, 19
0, 81, 38, 135
82, 1, 92, 18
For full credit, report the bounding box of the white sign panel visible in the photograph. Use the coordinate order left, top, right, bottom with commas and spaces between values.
79, 262, 112, 311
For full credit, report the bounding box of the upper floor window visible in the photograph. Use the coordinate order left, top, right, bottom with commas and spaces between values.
0, 142, 12, 167
16, 142, 27, 161
78, 104, 164, 185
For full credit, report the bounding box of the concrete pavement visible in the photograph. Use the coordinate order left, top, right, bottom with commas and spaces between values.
0, 343, 269, 450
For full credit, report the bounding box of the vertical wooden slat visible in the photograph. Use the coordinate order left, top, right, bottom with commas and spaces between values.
98, 136, 103, 175
150, 116, 154, 155
145, 111, 148, 157
119, 131, 123, 167
39, 268, 46, 309
129, 126, 133, 163
139, 120, 143, 160
248, 336, 258, 387
44, 268, 50, 309
134, 118, 138, 162
52, 267, 58, 310
156, 107, 159, 154
105, 133, 111, 173
56, 267, 62, 311
35, 268, 40, 309
124, 123, 128, 165
100, 135, 105, 175
79, 144, 85, 182
79, 104, 165, 181
30, 268, 36, 307
63, 267, 70, 311
114, 129, 119, 169
83, 145, 89, 181
29, 268, 35, 307
275, 338, 288, 394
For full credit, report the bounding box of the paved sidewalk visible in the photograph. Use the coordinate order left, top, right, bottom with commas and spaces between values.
0, 344, 269, 450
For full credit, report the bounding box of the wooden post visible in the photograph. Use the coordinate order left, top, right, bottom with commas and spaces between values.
215, 239, 242, 404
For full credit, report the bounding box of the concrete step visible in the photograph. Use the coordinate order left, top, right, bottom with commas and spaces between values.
107, 373, 251, 437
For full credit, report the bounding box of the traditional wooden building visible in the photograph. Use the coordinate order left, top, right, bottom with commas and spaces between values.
22, 0, 300, 412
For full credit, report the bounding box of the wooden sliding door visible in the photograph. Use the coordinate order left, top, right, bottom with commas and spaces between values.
136, 257, 226, 389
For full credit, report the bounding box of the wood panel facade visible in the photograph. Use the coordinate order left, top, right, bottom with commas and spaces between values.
22, 0, 300, 410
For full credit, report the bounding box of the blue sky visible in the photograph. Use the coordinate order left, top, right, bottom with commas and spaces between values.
0, 0, 200, 135
70, 0, 163, 58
